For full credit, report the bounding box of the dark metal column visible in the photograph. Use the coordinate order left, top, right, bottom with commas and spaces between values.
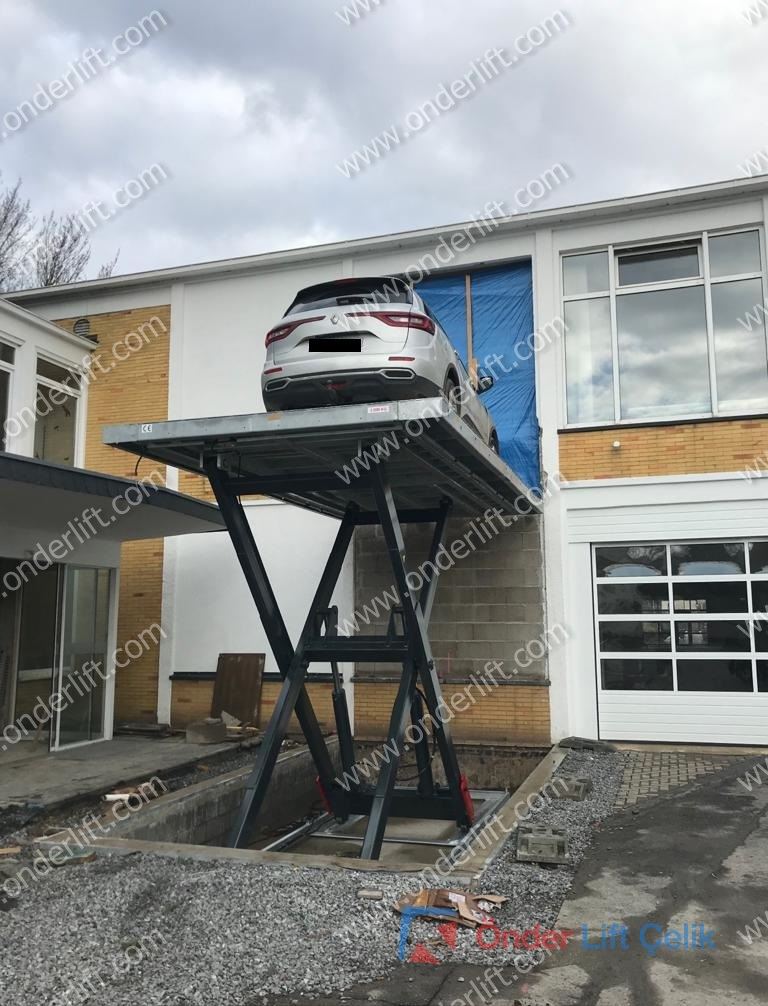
369, 465, 471, 835
226, 503, 357, 847
204, 458, 352, 840
325, 606, 356, 780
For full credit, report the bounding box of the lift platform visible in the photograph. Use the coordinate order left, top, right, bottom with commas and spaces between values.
104, 398, 540, 859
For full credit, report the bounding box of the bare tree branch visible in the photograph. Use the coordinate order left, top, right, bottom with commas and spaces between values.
0, 176, 33, 292
0, 175, 119, 290
97, 249, 120, 279
32, 212, 91, 287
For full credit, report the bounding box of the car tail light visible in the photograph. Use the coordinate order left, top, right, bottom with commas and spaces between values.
265, 315, 324, 347
350, 311, 435, 335
388, 356, 415, 361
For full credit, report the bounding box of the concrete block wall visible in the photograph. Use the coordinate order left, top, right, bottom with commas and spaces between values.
352, 512, 550, 745
108, 740, 340, 847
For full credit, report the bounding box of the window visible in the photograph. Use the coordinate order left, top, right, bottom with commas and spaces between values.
594, 540, 768, 693
34, 357, 81, 466
563, 230, 768, 424
0, 341, 15, 452
286, 278, 413, 315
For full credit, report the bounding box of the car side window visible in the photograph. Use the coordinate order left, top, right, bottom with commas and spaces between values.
421, 299, 441, 328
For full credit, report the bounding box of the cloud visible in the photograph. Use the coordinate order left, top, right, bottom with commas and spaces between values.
0, 0, 765, 276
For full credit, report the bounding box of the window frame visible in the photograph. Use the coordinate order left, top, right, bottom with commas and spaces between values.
33, 353, 84, 467
0, 340, 16, 452
562, 228, 768, 428
592, 538, 768, 696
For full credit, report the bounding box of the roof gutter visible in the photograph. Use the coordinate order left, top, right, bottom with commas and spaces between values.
10, 175, 768, 303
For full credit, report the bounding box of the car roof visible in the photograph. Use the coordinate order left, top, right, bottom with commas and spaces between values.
288, 275, 413, 310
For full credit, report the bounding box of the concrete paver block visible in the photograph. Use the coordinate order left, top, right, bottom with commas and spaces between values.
516, 824, 569, 864
556, 775, 593, 801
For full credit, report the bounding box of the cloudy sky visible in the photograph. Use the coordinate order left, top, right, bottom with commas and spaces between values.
0, 0, 765, 278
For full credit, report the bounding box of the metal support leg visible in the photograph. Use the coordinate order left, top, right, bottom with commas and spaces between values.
359, 655, 416, 859
326, 607, 356, 779
369, 466, 471, 838
226, 503, 357, 847
204, 457, 355, 844
410, 687, 435, 798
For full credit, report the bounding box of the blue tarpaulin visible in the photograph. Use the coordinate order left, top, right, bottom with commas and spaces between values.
418, 262, 539, 491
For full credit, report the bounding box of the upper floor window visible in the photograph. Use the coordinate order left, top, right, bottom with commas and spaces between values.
34, 357, 81, 466
563, 229, 767, 425
0, 341, 15, 452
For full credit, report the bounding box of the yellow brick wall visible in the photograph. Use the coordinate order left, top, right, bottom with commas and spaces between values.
260, 680, 335, 733
56, 306, 171, 723
354, 682, 550, 745
178, 471, 217, 503
170, 677, 336, 732
559, 417, 768, 481
170, 678, 215, 728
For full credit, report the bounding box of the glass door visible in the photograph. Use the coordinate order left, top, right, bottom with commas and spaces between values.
0, 561, 21, 734
14, 566, 60, 747
55, 567, 111, 748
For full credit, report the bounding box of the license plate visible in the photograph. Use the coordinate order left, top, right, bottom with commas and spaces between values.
309, 338, 361, 352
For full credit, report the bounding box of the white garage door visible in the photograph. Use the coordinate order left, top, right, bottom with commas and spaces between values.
594, 539, 768, 744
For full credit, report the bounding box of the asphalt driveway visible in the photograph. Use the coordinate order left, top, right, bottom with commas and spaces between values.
303, 753, 768, 1006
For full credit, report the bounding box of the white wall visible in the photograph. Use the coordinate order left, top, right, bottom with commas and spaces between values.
535, 194, 768, 740
159, 235, 536, 725
158, 500, 354, 724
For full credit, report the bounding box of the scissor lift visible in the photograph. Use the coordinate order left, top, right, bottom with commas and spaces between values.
105, 398, 539, 859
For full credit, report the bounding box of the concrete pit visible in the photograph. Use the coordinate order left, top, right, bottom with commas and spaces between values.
41, 741, 550, 873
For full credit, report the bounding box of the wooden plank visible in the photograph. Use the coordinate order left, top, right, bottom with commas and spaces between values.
211, 653, 265, 726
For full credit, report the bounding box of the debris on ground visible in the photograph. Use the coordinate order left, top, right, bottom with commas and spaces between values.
394, 888, 507, 927
185, 717, 228, 744
357, 888, 384, 900
559, 736, 617, 753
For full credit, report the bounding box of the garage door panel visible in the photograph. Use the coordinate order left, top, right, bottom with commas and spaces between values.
594, 538, 768, 744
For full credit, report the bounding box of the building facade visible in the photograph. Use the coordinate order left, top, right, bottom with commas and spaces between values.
0, 299, 223, 753
12, 176, 768, 747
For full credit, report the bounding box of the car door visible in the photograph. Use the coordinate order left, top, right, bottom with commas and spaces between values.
454, 355, 490, 440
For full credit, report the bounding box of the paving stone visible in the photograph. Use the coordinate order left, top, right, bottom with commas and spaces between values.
613, 752, 744, 809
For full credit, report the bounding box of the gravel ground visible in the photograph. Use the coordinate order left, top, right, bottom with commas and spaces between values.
0, 750, 624, 1005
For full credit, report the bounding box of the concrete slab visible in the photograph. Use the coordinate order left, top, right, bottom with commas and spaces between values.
0, 735, 256, 811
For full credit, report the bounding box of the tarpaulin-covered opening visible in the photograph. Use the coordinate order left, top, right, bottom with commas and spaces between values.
418, 261, 539, 491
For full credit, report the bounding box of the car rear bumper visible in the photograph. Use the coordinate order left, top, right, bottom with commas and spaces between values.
262, 364, 440, 410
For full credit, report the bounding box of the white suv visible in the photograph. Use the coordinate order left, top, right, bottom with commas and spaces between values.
261, 276, 498, 450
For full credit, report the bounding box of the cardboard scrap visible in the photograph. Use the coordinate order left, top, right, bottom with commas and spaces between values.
393, 888, 507, 929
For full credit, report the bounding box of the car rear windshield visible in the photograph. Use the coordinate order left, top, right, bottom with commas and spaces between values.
286, 279, 413, 315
